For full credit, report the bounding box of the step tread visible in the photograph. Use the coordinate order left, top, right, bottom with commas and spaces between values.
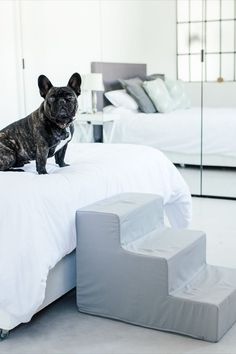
125, 227, 205, 260
174, 264, 236, 305
78, 193, 163, 219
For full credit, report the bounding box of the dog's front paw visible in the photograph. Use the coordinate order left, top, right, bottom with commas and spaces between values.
37, 169, 48, 175
59, 162, 70, 168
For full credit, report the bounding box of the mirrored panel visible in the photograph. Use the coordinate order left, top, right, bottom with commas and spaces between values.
202, 0, 236, 198
202, 81, 236, 198
176, 0, 203, 196
97, 0, 202, 195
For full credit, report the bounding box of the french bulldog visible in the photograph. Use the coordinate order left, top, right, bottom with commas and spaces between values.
0, 73, 81, 174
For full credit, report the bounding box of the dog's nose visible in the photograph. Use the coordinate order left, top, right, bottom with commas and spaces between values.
59, 98, 66, 105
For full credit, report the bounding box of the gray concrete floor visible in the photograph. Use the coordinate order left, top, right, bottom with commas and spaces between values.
2, 288, 236, 354
2, 197, 236, 354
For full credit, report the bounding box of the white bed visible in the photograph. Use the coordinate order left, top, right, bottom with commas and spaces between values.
104, 106, 236, 168
0, 142, 191, 332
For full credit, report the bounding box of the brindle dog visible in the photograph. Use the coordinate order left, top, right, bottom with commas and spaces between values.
0, 73, 81, 174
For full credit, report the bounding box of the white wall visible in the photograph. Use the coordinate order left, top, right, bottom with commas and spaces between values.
20, 0, 102, 114
185, 82, 236, 107
100, 0, 176, 78
0, 1, 24, 128
0, 0, 177, 125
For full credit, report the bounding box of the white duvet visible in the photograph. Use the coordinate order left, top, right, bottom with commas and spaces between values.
107, 106, 236, 158
0, 143, 191, 329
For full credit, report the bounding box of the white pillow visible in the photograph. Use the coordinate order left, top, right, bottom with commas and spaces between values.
105, 89, 138, 111
143, 78, 174, 113
165, 80, 191, 109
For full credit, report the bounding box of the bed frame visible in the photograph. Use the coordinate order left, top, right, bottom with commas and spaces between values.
91, 61, 147, 111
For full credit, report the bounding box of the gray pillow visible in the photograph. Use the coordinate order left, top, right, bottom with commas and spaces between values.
145, 73, 165, 81
119, 77, 143, 87
119, 77, 156, 113
143, 78, 174, 113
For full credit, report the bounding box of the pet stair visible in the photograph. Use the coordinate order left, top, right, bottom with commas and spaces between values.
76, 193, 236, 342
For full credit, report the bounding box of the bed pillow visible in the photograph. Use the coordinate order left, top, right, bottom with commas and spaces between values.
119, 77, 143, 87
145, 73, 165, 81
119, 77, 156, 113
165, 80, 191, 109
143, 78, 174, 113
105, 89, 138, 111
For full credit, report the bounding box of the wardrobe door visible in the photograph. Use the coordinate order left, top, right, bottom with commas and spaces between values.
20, 0, 102, 115
202, 0, 236, 198
0, 1, 24, 129
100, 0, 203, 195
175, 0, 204, 196
99, 0, 202, 195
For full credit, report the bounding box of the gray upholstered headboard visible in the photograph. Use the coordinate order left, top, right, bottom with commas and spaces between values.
91, 62, 147, 111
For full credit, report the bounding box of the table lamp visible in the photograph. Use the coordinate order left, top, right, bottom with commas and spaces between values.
82, 73, 104, 113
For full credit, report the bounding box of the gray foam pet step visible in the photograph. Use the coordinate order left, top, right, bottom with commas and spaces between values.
76, 193, 236, 342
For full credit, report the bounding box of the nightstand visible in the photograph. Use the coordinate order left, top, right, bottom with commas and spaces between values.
75, 112, 119, 143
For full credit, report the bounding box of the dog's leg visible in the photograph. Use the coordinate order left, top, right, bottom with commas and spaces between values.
54, 144, 69, 168
0, 146, 16, 171
0, 329, 9, 341
36, 146, 49, 174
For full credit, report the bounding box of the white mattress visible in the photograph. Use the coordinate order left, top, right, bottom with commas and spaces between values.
0, 143, 191, 329
106, 106, 236, 164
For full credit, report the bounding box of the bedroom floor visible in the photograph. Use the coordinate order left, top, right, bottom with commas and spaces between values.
2, 197, 236, 354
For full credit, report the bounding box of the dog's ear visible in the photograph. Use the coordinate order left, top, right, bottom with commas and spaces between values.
67, 73, 81, 96
38, 75, 53, 98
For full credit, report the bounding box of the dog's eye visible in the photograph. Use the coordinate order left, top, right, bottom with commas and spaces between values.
67, 96, 75, 101
48, 96, 55, 103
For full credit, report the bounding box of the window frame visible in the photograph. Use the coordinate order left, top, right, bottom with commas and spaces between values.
176, 0, 236, 82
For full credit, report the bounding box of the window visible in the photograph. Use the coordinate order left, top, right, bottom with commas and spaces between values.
177, 0, 236, 82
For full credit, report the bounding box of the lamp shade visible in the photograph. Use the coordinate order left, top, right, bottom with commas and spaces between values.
82, 73, 104, 91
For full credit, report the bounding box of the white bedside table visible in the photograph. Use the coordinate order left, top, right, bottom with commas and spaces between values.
75, 112, 119, 143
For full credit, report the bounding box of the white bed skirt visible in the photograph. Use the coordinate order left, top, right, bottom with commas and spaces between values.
0, 251, 76, 330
